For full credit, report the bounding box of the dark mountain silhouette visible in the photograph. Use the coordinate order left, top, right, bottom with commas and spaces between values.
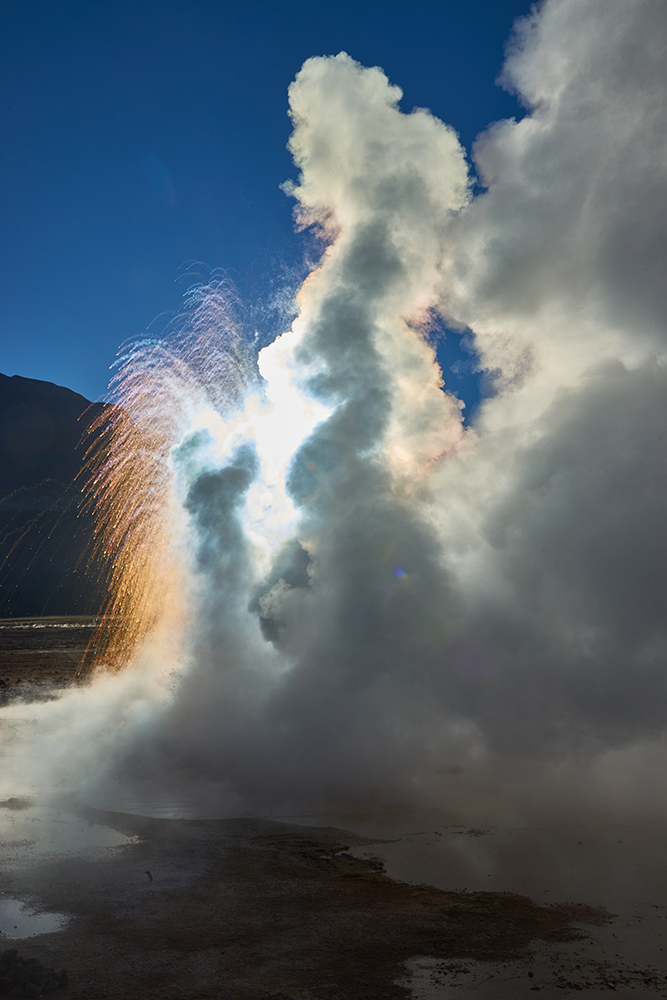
0, 373, 110, 616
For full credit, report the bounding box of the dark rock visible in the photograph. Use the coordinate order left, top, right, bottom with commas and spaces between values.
0, 372, 113, 616
0, 799, 32, 812
0, 948, 66, 996
0, 374, 103, 495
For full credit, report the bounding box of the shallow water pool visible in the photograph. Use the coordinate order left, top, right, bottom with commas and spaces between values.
0, 898, 69, 939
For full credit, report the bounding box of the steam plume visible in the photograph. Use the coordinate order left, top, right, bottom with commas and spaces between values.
4, 0, 667, 824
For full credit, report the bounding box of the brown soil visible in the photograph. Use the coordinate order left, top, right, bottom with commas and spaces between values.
3, 808, 610, 1000
0, 618, 97, 689
0, 618, 621, 998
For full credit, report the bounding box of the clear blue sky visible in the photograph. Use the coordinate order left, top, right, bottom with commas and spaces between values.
1, 0, 529, 408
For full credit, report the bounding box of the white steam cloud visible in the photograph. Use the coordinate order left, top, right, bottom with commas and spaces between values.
4, 0, 667, 823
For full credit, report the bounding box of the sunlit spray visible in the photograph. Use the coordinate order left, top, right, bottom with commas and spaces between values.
3, 0, 667, 825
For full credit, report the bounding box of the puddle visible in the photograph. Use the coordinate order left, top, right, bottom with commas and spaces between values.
322, 817, 667, 998
7, 795, 665, 995
83, 797, 210, 820
0, 898, 69, 939
0, 796, 137, 871
399, 949, 667, 998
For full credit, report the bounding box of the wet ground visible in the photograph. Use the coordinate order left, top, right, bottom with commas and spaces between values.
2, 619, 667, 998
0, 801, 616, 1000
337, 817, 667, 997
0, 897, 69, 939
0, 617, 97, 693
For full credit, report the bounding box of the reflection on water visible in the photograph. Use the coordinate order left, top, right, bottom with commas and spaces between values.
4, 789, 667, 995
0, 796, 137, 873
0, 795, 137, 948
72, 800, 667, 995
0, 898, 69, 939
334, 817, 667, 998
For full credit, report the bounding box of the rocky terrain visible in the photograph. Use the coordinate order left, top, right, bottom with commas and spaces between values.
0, 374, 109, 618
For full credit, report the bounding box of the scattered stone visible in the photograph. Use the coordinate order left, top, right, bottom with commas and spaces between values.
0, 948, 67, 996
0, 799, 33, 812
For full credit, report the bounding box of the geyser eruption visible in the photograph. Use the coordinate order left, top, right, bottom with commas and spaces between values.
83, 51, 471, 813
6, 0, 667, 823
82, 281, 255, 670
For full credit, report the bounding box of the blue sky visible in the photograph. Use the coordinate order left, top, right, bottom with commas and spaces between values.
1, 0, 529, 407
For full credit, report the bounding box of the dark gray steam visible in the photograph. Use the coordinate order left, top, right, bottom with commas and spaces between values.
4, 0, 667, 824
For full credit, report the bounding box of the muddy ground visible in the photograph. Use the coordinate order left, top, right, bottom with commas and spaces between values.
0, 619, 661, 998
3, 806, 611, 1000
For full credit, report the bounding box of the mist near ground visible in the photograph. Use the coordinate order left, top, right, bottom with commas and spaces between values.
3, 0, 667, 826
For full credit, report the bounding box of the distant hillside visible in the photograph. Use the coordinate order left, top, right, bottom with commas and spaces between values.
0, 373, 110, 616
